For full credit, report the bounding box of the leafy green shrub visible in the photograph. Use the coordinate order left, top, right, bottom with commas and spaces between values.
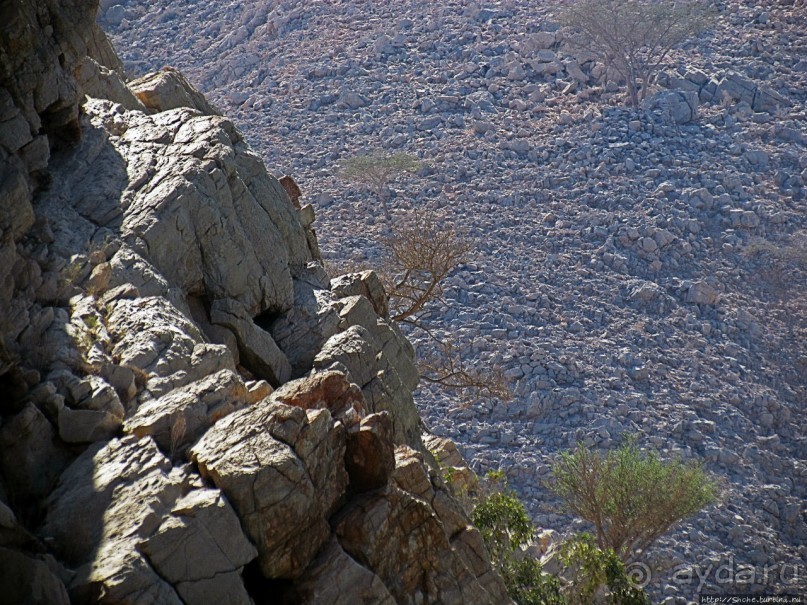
560, 534, 650, 605
471, 473, 650, 605
472, 488, 533, 565
506, 556, 565, 605
550, 439, 717, 562
472, 472, 564, 605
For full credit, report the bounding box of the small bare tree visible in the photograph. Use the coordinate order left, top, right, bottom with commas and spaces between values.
379, 212, 511, 401
337, 152, 422, 222
558, 0, 714, 107
382, 213, 470, 323
416, 335, 511, 401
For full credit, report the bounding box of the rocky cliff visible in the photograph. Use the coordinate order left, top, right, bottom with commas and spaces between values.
0, 2, 511, 603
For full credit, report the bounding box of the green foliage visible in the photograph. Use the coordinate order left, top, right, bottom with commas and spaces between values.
558, 0, 714, 106
505, 557, 565, 605
471, 473, 651, 605
472, 490, 534, 562
337, 151, 421, 199
560, 534, 650, 605
550, 439, 718, 562
472, 473, 563, 605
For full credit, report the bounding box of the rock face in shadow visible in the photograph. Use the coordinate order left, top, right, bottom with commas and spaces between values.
0, 1, 511, 604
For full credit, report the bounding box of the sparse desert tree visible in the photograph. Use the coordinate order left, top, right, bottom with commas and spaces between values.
333, 153, 510, 401
382, 212, 471, 324
550, 439, 718, 563
557, 0, 714, 107
337, 151, 422, 222
415, 335, 511, 401
379, 211, 511, 400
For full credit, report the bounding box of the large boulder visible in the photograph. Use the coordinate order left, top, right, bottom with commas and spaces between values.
333, 485, 509, 605
715, 71, 789, 114
271, 369, 365, 429
331, 270, 389, 318
41, 436, 256, 603
314, 324, 422, 448
129, 68, 219, 115
190, 401, 348, 579
124, 368, 249, 456
345, 412, 397, 492
138, 489, 257, 605
210, 298, 292, 386
0, 547, 69, 605
36, 97, 312, 317
391, 446, 512, 605
644, 90, 699, 124
0, 403, 71, 504
267, 274, 341, 377
293, 538, 396, 605
41, 437, 186, 602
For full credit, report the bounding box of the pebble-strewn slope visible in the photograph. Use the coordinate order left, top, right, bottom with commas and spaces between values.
107, 0, 806, 600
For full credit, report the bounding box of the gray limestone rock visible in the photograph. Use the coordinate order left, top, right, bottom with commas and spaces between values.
716, 71, 789, 114
41, 437, 184, 602
129, 69, 219, 115
331, 270, 389, 318
0, 547, 69, 605
0, 403, 71, 502
293, 538, 396, 605
191, 401, 348, 579
645, 90, 699, 124
124, 368, 249, 455
76, 56, 145, 111
334, 484, 510, 605
313, 324, 422, 448
138, 489, 257, 605
267, 277, 340, 377
685, 281, 719, 305
211, 298, 292, 386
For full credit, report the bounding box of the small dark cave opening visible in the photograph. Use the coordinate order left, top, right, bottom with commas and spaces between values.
242, 559, 300, 605
253, 309, 282, 333
0, 367, 30, 416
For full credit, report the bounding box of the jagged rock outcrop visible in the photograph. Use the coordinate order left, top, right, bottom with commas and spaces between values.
129, 68, 220, 115
191, 400, 349, 579
0, 1, 511, 603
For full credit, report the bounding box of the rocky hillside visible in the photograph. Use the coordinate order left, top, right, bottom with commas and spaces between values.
102, 0, 807, 601
0, 1, 512, 603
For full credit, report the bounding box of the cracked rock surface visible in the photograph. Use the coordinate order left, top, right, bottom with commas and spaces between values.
0, 1, 510, 603
105, 0, 807, 598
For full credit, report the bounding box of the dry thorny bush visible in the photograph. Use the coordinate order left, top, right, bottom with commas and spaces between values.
557, 0, 714, 107
382, 213, 511, 401
328, 209, 511, 402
